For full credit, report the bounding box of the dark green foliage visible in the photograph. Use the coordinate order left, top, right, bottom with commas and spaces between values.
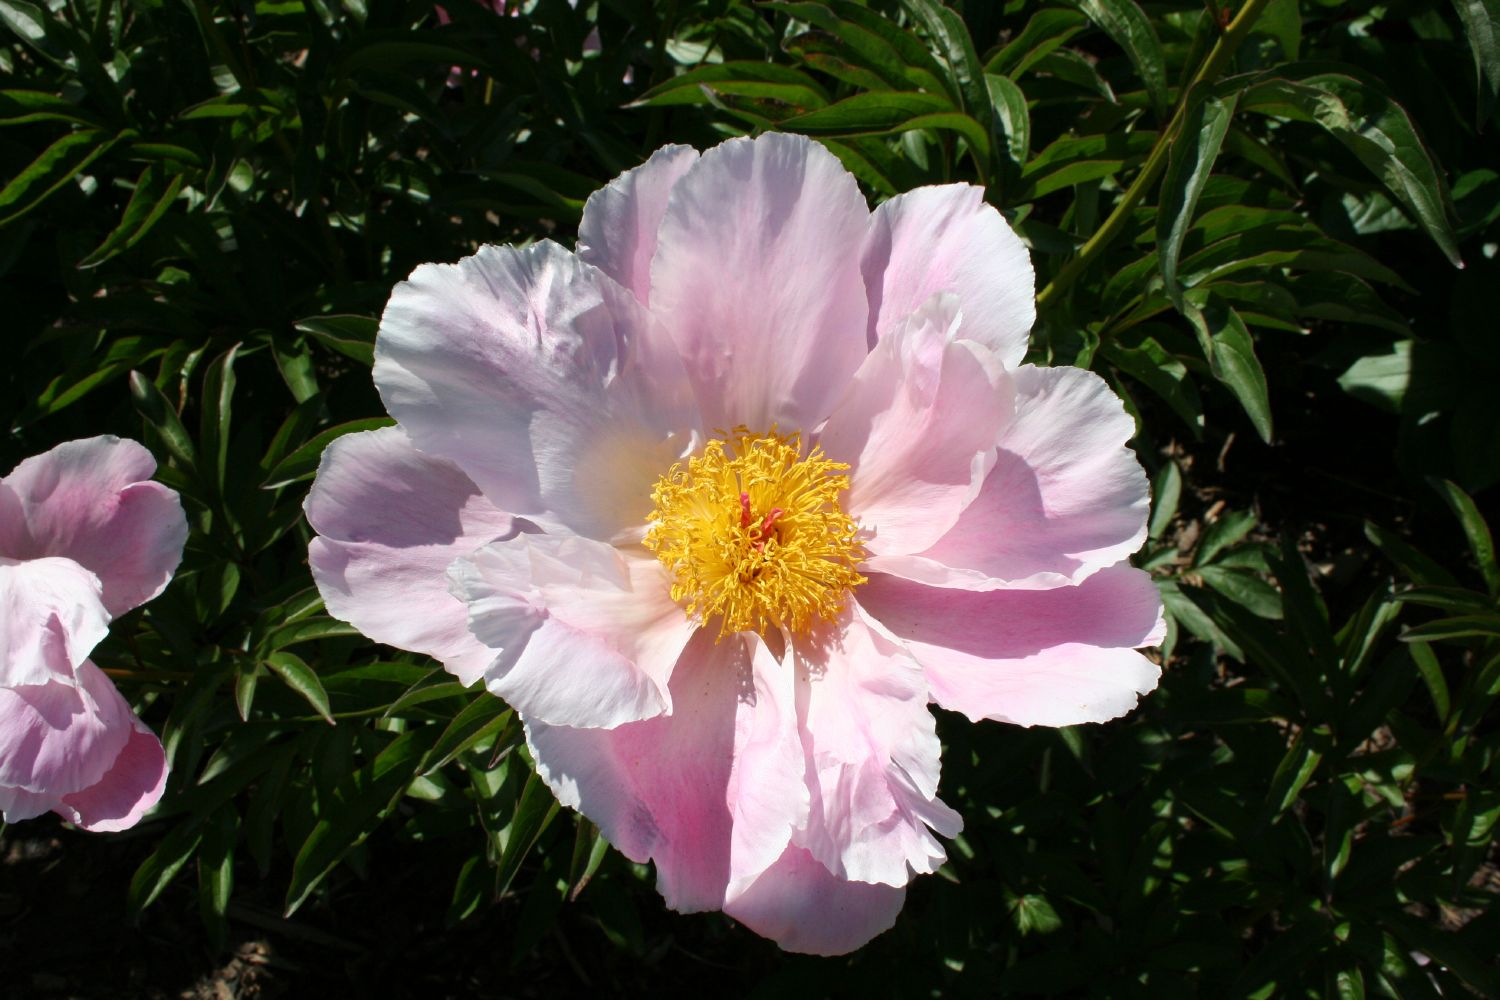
1, 0, 1496, 995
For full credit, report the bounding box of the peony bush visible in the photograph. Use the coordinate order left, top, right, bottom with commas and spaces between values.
2, 0, 1495, 993
306, 133, 1162, 952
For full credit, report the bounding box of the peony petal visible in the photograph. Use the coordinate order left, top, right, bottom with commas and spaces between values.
527, 632, 805, 912
2, 436, 186, 616
374, 240, 699, 541
868, 365, 1149, 590
819, 295, 1012, 557
0, 481, 24, 556
790, 608, 960, 887
649, 132, 871, 432
56, 666, 167, 832
450, 534, 698, 729
861, 184, 1034, 368
577, 144, 700, 306
724, 844, 906, 956
0, 558, 110, 687
0, 661, 133, 811
305, 427, 515, 687
857, 564, 1165, 727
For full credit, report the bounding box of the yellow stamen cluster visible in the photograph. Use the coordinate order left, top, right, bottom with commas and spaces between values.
644, 429, 866, 639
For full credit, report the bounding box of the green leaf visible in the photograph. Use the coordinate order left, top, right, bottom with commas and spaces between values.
198, 344, 239, 496
1428, 478, 1500, 595
0, 0, 68, 65
293, 315, 376, 366
260, 616, 360, 655
0, 129, 124, 227
1198, 566, 1283, 620
260, 417, 394, 489
424, 694, 515, 775
196, 806, 237, 951
567, 820, 610, 901
1181, 584, 1321, 707
1159, 90, 1237, 309
1064, 0, 1167, 112
1364, 521, 1458, 587
1408, 641, 1451, 720
1018, 131, 1156, 200
382, 677, 469, 718
1254, 0, 1302, 61
284, 729, 431, 915
898, 0, 993, 133
1148, 460, 1181, 540
1452, 0, 1500, 124
270, 337, 319, 404
779, 92, 990, 164
1393, 585, 1495, 613
1242, 72, 1462, 268
446, 854, 488, 926
1102, 334, 1204, 436
1182, 292, 1274, 443
985, 73, 1030, 170
1197, 508, 1258, 566
233, 662, 259, 721
78, 165, 186, 269
1262, 725, 1326, 817
986, 8, 1088, 77
258, 392, 327, 478
492, 768, 561, 898
1031, 49, 1116, 102
630, 61, 829, 109
1176, 212, 1408, 291
1344, 340, 1410, 410
127, 820, 204, 920
1400, 613, 1500, 641
263, 651, 334, 724
1270, 538, 1338, 670
1008, 892, 1063, 935
129, 370, 198, 473
767, 1, 952, 97
0, 90, 105, 128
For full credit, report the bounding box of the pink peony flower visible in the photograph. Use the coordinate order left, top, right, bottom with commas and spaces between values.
1, 437, 186, 831
306, 133, 1164, 954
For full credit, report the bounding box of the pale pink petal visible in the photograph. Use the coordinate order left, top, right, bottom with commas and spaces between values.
0, 661, 132, 814
2, 436, 186, 616
374, 240, 699, 541
724, 844, 906, 956
861, 184, 1034, 368
305, 427, 515, 687
577, 144, 699, 306
819, 296, 1012, 557
0, 558, 110, 687
868, 365, 1149, 590
527, 632, 805, 912
0, 482, 25, 556
449, 534, 698, 728
56, 666, 167, 832
0, 785, 52, 823
649, 132, 871, 432
790, 609, 959, 887
857, 565, 1165, 727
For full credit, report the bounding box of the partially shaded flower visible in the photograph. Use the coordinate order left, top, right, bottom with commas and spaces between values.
0, 437, 186, 831
307, 134, 1163, 953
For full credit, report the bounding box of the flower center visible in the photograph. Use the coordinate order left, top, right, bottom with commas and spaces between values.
644, 428, 866, 640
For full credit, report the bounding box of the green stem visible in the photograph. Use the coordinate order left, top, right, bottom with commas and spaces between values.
1034, 0, 1275, 314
